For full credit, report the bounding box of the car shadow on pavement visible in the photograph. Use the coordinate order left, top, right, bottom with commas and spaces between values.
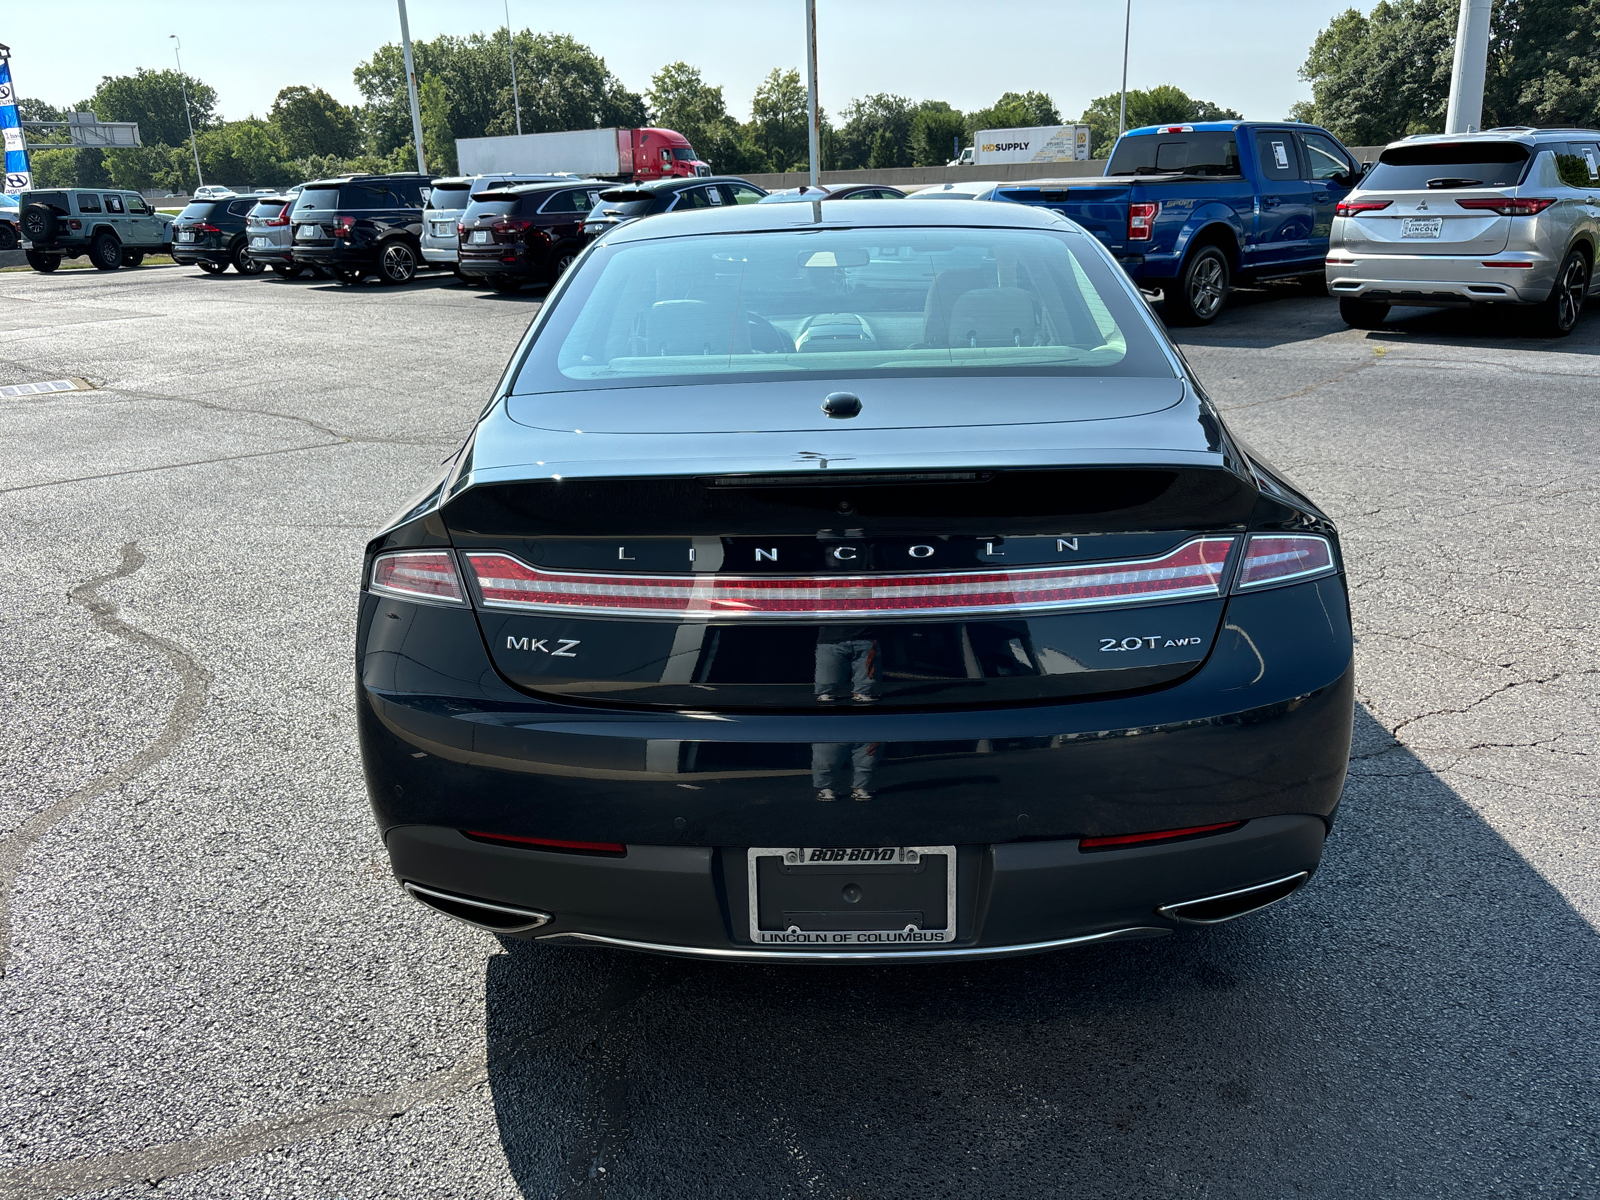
481, 706, 1599, 1198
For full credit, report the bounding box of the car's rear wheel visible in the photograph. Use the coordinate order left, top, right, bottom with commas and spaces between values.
232, 242, 264, 275
1528, 248, 1588, 337
196, 260, 226, 274
548, 243, 579, 282
1339, 298, 1390, 329
0, 223, 17, 251
122, 249, 145, 267
1163, 245, 1230, 325
25, 250, 60, 273
489, 276, 523, 293
377, 240, 418, 285
90, 233, 122, 271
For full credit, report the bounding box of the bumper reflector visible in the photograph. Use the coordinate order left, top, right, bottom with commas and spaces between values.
464, 831, 626, 856
1079, 820, 1245, 851
461, 537, 1237, 620
1234, 535, 1335, 591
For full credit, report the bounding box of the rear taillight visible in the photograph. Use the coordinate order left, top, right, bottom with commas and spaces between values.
491, 217, 534, 236
1080, 821, 1245, 851
193, 223, 220, 234
1128, 201, 1157, 241
1335, 200, 1391, 216
461, 537, 1235, 621
464, 831, 626, 856
1455, 197, 1556, 217
456, 222, 465, 237
370, 551, 465, 604
1233, 535, 1335, 591
265, 206, 290, 227
69, 219, 82, 230
334, 215, 357, 237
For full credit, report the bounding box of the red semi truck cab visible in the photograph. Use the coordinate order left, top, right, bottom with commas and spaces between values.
626, 128, 710, 181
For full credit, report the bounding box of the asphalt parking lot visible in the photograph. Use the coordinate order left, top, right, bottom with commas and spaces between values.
0, 262, 1596, 1199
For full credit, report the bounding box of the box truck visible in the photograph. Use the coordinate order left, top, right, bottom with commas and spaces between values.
949, 124, 1092, 166
455, 127, 710, 183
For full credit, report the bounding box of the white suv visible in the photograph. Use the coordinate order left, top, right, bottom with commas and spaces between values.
1327, 128, 1600, 336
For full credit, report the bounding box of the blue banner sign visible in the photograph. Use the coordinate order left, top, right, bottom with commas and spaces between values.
1, 56, 31, 194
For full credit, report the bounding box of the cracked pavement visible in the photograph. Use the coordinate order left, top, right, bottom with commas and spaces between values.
0, 267, 1595, 1198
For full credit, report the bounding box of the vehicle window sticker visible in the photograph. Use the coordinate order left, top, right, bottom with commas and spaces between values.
1271, 140, 1289, 170
708, 188, 724, 205
104, 194, 124, 213
1586, 149, 1599, 180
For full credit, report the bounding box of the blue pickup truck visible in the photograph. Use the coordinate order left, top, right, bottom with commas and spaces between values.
997, 122, 1366, 323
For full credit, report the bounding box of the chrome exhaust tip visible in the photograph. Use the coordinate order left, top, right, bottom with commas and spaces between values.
1157, 871, 1310, 925
402, 881, 552, 934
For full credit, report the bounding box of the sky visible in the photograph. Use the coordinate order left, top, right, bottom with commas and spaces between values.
3, 0, 1377, 126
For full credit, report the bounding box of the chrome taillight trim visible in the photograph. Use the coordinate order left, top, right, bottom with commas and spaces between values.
369, 549, 468, 606
461, 537, 1237, 621
1232, 534, 1337, 592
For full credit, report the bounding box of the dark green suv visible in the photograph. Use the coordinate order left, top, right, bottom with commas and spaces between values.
19, 189, 175, 273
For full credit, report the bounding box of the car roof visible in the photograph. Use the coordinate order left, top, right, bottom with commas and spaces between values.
477, 179, 605, 196
1121, 120, 1332, 136
604, 197, 1071, 244
302, 173, 433, 186
626, 175, 754, 193
1392, 127, 1600, 148
909, 181, 1005, 195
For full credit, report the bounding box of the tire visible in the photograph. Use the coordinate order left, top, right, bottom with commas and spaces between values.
122, 249, 145, 268
90, 233, 123, 271
0, 223, 17, 251
20, 203, 58, 242
548, 243, 579, 282
1528, 248, 1588, 337
377, 240, 418, 284
1162, 244, 1230, 325
1339, 298, 1390, 330
332, 266, 364, 284
196, 260, 226, 274
232, 242, 264, 275
25, 250, 61, 273
489, 276, 523, 293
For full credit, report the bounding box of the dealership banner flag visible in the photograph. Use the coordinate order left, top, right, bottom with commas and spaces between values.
0, 55, 30, 194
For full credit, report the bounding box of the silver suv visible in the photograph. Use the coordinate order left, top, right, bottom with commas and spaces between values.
421, 174, 570, 274
1328, 128, 1600, 335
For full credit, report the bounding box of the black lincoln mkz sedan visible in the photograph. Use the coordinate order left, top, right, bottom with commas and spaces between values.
358, 201, 1353, 962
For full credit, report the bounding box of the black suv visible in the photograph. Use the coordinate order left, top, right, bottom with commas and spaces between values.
456, 180, 609, 293
171, 196, 264, 275
290, 173, 435, 285
578, 176, 767, 245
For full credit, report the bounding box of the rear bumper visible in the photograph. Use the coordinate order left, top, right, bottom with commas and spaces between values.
457, 249, 544, 279
386, 814, 1327, 960
292, 243, 376, 268
245, 246, 295, 265
1327, 252, 1557, 306
171, 246, 230, 265
421, 236, 458, 265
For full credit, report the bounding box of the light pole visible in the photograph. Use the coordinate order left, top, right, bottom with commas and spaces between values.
804, 0, 820, 188
1117, 0, 1131, 141
1446, 0, 1492, 134
169, 35, 204, 189
396, 0, 427, 173
504, 0, 522, 136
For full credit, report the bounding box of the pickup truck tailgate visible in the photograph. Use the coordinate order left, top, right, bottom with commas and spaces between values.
997, 180, 1135, 254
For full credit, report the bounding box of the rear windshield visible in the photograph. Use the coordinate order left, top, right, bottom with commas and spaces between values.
593, 190, 657, 218
517, 227, 1171, 391
1365, 143, 1531, 190
426, 183, 473, 210
1108, 131, 1241, 176
24, 191, 69, 215
463, 198, 518, 220
248, 201, 288, 218
178, 202, 218, 220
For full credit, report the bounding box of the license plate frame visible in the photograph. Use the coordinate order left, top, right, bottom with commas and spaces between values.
1400, 216, 1443, 239
471, 230, 491, 244
177, 231, 194, 243
250, 236, 269, 249
746, 846, 957, 947
295, 224, 322, 240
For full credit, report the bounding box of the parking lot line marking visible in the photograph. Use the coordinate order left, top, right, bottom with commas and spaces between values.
0, 439, 345, 495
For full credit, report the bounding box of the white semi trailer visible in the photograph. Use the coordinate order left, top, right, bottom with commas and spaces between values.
949, 124, 1092, 167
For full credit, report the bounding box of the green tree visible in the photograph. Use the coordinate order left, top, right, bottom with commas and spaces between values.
646, 62, 729, 152
968, 90, 1061, 136
418, 76, 456, 174
353, 30, 645, 159
270, 86, 362, 159
751, 68, 811, 171
834, 93, 914, 169
1077, 85, 1242, 158
18, 98, 65, 124
910, 101, 966, 166
90, 68, 217, 147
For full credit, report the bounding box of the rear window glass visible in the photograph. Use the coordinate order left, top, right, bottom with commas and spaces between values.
248, 201, 288, 218
591, 192, 656, 218
76, 193, 102, 213
26, 191, 69, 215
518, 227, 1171, 392
1365, 143, 1531, 190
178, 202, 218, 220
463, 198, 517, 220
426, 183, 472, 210
539, 189, 599, 213
293, 188, 341, 213
1107, 132, 1241, 177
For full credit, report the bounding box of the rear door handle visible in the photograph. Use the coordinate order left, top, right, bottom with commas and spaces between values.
1263, 196, 1281, 208
1315, 193, 1331, 202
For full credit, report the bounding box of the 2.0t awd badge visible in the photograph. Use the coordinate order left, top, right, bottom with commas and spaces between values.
1099, 635, 1204, 652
